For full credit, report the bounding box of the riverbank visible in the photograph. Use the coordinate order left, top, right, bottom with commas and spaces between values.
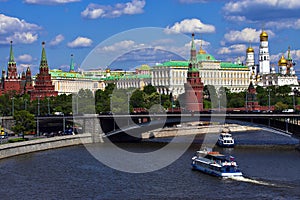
141, 122, 262, 139
0, 133, 97, 160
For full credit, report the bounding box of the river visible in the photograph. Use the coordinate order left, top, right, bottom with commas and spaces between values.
0, 130, 299, 199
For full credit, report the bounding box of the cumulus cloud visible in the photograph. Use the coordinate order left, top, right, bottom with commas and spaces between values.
17, 54, 33, 63
164, 18, 215, 34
67, 36, 93, 48
49, 34, 65, 46
266, 19, 300, 30
97, 40, 146, 53
217, 44, 247, 55
0, 14, 41, 44
223, 0, 300, 23
24, 0, 81, 5
223, 28, 275, 44
81, 0, 145, 19
270, 48, 300, 63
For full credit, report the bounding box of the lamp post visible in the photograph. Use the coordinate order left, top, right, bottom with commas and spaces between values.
126, 92, 131, 126
24, 99, 28, 110
47, 97, 50, 115
37, 96, 40, 136
293, 88, 297, 110
109, 94, 115, 131
268, 88, 271, 111
11, 97, 15, 116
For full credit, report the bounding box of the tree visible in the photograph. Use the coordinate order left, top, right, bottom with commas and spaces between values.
130, 89, 145, 108
274, 101, 288, 111
143, 84, 157, 95
12, 110, 36, 138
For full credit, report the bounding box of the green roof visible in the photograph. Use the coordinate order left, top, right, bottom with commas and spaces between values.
220, 62, 248, 69
196, 53, 216, 61
50, 70, 85, 79
156, 60, 189, 67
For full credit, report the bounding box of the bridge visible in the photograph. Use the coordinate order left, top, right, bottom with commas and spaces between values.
1, 113, 299, 142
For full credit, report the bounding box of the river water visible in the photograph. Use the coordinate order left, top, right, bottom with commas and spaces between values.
0, 131, 300, 200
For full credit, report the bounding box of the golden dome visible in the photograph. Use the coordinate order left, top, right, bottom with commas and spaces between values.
106, 68, 111, 73
278, 55, 287, 66
260, 31, 268, 41
198, 47, 206, 54
247, 46, 254, 53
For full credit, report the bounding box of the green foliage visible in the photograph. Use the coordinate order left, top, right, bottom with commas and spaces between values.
143, 84, 157, 95
12, 110, 36, 137
8, 138, 29, 143
274, 101, 289, 111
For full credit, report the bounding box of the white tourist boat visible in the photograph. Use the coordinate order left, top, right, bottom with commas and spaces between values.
217, 132, 235, 148
191, 149, 243, 177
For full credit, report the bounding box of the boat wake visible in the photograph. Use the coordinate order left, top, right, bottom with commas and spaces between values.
226, 176, 289, 188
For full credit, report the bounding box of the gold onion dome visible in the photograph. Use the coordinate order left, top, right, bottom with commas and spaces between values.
106, 68, 111, 73
247, 46, 254, 53
278, 55, 287, 66
260, 31, 268, 41
198, 47, 206, 54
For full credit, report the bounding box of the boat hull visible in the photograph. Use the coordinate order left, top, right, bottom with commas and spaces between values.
192, 163, 242, 177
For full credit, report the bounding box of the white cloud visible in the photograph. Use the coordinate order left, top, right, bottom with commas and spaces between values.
24, 0, 81, 5
17, 54, 33, 63
49, 34, 65, 46
164, 18, 215, 34
223, 28, 275, 43
223, 0, 300, 22
266, 19, 300, 30
81, 0, 145, 19
97, 40, 146, 53
270, 48, 300, 63
0, 14, 41, 44
217, 44, 247, 55
67, 36, 93, 48
6, 32, 38, 44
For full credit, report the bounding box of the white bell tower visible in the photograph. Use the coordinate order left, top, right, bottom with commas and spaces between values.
259, 30, 270, 75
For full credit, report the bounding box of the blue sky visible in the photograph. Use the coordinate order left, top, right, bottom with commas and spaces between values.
1, 0, 300, 75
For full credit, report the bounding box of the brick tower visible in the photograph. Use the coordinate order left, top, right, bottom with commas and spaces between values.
30, 42, 58, 100
184, 34, 204, 112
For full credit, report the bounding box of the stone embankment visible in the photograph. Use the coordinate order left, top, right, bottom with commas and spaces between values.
0, 133, 100, 160
142, 122, 261, 139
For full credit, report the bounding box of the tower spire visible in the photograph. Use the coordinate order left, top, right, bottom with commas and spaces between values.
40, 41, 48, 68
9, 41, 15, 63
287, 46, 292, 60
191, 33, 196, 50
70, 54, 75, 72
190, 33, 197, 64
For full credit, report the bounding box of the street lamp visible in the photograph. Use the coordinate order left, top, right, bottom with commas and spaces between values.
293, 88, 298, 110
24, 99, 28, 110
126, 92, 132, 126
11, 97, 15, 116
268, 88, 272, 111
47, 97, 50, 115
37, 96, 40, 136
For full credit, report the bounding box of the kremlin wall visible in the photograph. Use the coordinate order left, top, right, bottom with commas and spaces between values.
0, 30, 299, 102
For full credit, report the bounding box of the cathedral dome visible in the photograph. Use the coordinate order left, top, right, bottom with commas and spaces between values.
278, 55, 287, 66
260, 31, 268, 41
246, 46, 254, 53
198, 47, 206, 54
106, 68, 111, 73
